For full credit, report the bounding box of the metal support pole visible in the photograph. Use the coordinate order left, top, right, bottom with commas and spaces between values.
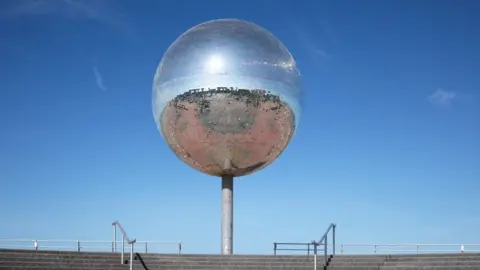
77, 240, 80, 252
324, 236, 328, 266
274, 243, 277, 255
313, 243, 317, 270
332, 225, 336, 255
145, 242, 148, 254
113, 224, 117, 252
121, 235, 125, 264
221, 175, 234, 255
129, 242, 134, 270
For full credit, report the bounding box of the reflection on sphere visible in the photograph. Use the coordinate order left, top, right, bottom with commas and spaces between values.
152, 19, 302, 177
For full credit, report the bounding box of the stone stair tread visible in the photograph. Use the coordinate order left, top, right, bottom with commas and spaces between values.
1, 249, 480, 269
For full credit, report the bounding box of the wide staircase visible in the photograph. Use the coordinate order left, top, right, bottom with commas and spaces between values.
1, 222, 480, 269
1, 249, 480, 269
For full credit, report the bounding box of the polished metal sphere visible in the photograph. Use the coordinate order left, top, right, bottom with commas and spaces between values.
152, 19, 302, 177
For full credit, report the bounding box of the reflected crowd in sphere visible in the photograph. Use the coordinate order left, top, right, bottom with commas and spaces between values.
152, 19, 302, 177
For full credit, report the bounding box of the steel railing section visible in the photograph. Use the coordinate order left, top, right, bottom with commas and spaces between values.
2, 239, 478, 256
274, 223, 336, 270
0, 221, 182, 270
0, 239, 182, 254
112, 220, 137, 270
273, 223, 480, 270
273, 243, 480, 255
338, 244, 480, 254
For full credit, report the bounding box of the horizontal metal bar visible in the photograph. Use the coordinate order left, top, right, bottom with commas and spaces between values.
0, 239, 80, 242
143, 241, 181, 244
380, 250, 469, 253
341, 244, 480, 246
275, 248, 322, 251
0, 239, 180, 244
275, 243, 311, 245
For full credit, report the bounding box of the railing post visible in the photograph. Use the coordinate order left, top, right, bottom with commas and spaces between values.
273, 242, 277, 255
113, 223, 117, 252
178, 241, 182, 255
332, 225, 336, 255
307, 243, 310, 256
34, 240, 38, 251
145, 242, 148, 254
416, 244, 419, 255
77, 240, 80, 252
374, 245, 377, 254
129, 242, 134, 270
461, 244, 465, 253
324, 236, 328, 266
121, 234, 125, 264
313, 242, 318, 270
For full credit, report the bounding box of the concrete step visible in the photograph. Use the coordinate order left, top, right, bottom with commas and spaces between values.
329, 259, 385, 263
379, 265, 480, 270
386, 256, 480, 262
2, 248, 480, 270
327, 266, 480, 270
384, 260, 480, 266
327, 268, 380, 270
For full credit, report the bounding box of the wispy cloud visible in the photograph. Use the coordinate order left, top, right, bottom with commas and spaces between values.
427, 89, 457, 107
1, 0, 127, 29
292, 21, 331, 61
92, 65, 107, 91
266, 1, 332, 62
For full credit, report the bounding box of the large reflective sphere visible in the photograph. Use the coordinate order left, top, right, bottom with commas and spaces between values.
152, 19, 302, 177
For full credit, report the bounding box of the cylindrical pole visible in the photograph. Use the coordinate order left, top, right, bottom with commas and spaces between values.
130, 242, 134, 270
221, 175, 234, 255
314, 243, 317, 270
113, 225, 117, 252
332, 225, 336, 255
324, 236, 328, 265
121, 235, 125, 264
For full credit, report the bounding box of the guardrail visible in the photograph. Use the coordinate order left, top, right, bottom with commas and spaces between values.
339, 244, 480, 254
1, 240, 478, 256
112, 220, 136, 270
272, 243, 480, 255
273, 242, 314, 255
274, 223, 336, 270
0, 239, 182, 254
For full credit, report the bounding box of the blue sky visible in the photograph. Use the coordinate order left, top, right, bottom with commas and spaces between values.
0, 0, 478, 255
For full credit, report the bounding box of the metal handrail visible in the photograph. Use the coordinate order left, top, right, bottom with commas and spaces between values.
1, 239, 480, 257
112, 221, 135, 245
273, 223, 336, 270
112, 221, 136, 270
273, 242, 314, 255
312, 223, 336, 270
0, 239, 182, 254
339, 243, 480, 254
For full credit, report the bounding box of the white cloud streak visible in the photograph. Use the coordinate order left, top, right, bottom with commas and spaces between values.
92, 66, 107, 91
427, 89, 457, 107
1, 0, 126, 28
